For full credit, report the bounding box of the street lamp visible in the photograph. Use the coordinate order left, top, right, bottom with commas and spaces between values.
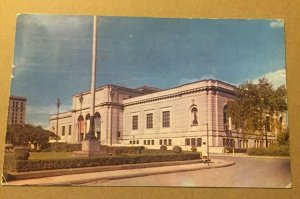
56, 98, 61, 135
79, 93, 84, 142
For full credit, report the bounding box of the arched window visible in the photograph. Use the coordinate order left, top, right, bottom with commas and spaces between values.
224, 104, 232, 132
191, 107, 198, 125
94, 112, 101, 140
78, 115, 84, 141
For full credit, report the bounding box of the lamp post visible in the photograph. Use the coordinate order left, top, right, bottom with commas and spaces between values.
79, 93, 84, 142
56, 98, 61, 135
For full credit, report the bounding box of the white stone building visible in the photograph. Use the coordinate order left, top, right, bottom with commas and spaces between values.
49, 79, 286, 153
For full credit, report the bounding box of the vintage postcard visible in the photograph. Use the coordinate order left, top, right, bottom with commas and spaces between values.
2, 14, 290, 188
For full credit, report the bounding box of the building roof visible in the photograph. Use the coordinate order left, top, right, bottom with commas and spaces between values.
10, 95, 27, 101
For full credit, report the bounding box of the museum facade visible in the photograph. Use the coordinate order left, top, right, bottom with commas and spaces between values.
49, 79, 285, 153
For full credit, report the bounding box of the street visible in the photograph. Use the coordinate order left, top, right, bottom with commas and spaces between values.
87, 156, 291, 188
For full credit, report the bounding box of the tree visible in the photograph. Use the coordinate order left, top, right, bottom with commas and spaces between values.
6, 124, 60, 149
226, 78, 287, 147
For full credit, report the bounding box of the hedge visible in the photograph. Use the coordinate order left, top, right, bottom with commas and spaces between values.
5, 152, 200, 172
103, 146, 144, 154
247, 145, 289, 156
51, 143, 82, 152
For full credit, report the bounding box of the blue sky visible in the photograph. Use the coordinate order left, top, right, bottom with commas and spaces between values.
10, 15, 286, 128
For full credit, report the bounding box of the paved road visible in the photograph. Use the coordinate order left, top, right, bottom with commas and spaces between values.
87, 156, 291, 188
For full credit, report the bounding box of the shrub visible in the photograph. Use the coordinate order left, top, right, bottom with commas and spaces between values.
191, 146, 197, 152
105, 146, 143, 154
247, 144, 289, 156
141, 149, 172, 154
15, 149, 30, 160
11, 152, 200, 172
172, 146, 182, 153
160, 145, 167, 151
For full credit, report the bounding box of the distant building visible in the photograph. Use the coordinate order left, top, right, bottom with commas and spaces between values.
49, 79, 287, 153
8, 96, 27, 125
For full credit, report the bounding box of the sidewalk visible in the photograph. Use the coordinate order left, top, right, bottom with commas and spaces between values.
4, 159, 235, 186
210, 153, 290, 159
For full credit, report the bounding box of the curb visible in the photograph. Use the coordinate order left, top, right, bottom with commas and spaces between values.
36, 161, 236, 186
210, 154, 290, 160
6, 159, 204, 181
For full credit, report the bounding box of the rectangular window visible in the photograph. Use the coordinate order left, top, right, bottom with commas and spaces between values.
159, 139, 162, 145
164, 139, 167, 145
137, 140, 139, 145
197, 138, 202, 146
191, 138, 196, 146
132, 115, 138, 130
185, 138, 190, 145
168, 139, 172, 146
144, 140, 147, 145
147, 140, 150, 145
129, 140, 132, 144
151, 140, 154, 145
62, 126, 65, 136
162, 111, 170, 127
146, 113, 153, 129
68, 125, 72, 135
266, 116, 271, 132
133, 140, 136, 144
117, 131, 121, 138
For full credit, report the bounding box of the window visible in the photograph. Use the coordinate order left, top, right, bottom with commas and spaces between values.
162, 111, 170, 127
191, 107, 198, 125
137, 140, 139, 145
68, 125, 72, 135
279, 116, 283, 129
62, 126, 65, 136
144, 140, 147, 145
185, 138, 190, 145
191, 138, 196, 146
132, 115, 138, 130
168, 139, 172, 146
164, 139, 167, 145
265, 116, 270, 132
151, 140, 154, 145
146, 113, 153, 129
223, 105, 229, 131
197, 138, 202, 146
133, 140, 136, 144
147, 140, 150, 145
159, 139, 163, 145
117, 131, 121, 138
129, 140, 132, 144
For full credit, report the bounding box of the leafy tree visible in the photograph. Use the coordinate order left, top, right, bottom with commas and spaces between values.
6, 124, 60, 149
277, 128, 289, 146
226, 78, 287, 147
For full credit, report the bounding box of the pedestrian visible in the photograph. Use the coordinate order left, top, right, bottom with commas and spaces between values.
202, 142, 208, 163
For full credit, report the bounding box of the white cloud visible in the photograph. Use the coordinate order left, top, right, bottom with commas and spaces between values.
253, 68, 286, 88
270, 20, 284, 29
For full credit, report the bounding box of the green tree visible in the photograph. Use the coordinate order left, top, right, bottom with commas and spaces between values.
277, 128, 289, 146
6, 124, 60, 149
227, 78, 287, 147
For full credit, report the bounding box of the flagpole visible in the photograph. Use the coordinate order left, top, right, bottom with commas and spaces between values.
86, 15, 97, 140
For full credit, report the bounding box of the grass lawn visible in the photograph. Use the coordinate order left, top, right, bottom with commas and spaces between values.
29, 152, 73, 160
